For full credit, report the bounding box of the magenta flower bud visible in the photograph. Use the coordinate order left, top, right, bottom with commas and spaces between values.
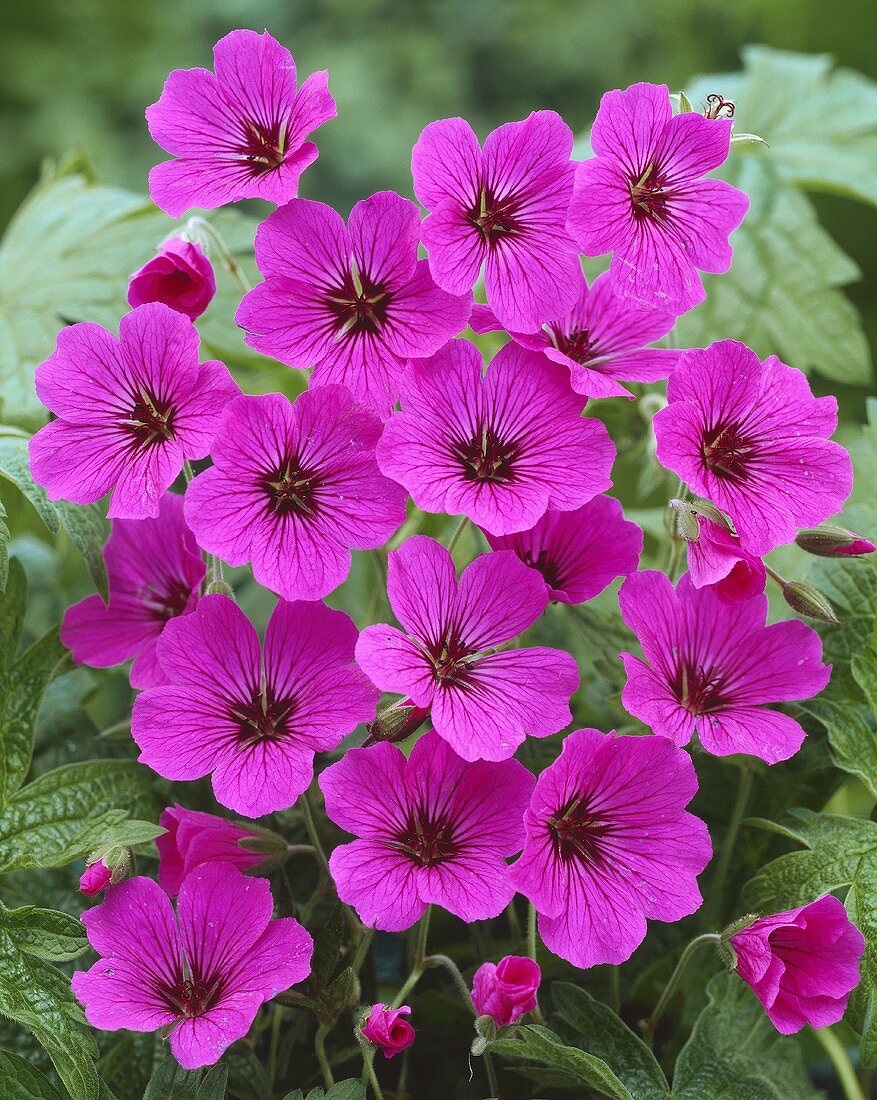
795, 524, 876, 558
79, 858, 113, 897
361, 1004, 415, 1060
471, 955, 541, 1026
127, 237, 217, 320
728, 896, 864, 1034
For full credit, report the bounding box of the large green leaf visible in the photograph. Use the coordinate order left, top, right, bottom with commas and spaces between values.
745, 809, 877, 1066
0, 1048, 64, 1099
282, 1085, 366, 1100
490, 1023, 634, 1098
671, 972, 821, 1099
141, 1047, 228, 1100
0, 903, 87, 963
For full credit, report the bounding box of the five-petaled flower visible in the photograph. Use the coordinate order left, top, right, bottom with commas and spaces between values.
320, 730, 534, 930
566, 82, 748, 313
29, 303, 239, 520
356, 536, 579, 761
61, 491, 204, 689
132, 594, 377, 817
146, 29, 336, 216
237, 191, 472, 418
412, 111, 580, 332
72, 863, 313, 1068
509, 728, 712, 969
184, 389, 407, 602
619, 570, 830, 763
377, 340, 615, 537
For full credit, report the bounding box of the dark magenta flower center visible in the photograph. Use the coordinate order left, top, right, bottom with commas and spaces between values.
452, 426, 520, 485
140, 577, 194, 623
393, 810, 457, 866
629, 163, 670, 223
126, 387, 175, 449
426, 633, 477, 687
700, 421, 756, 483
260, 458, 322, 518
162, 969, 225, 1019
519, 548, 565, 593
325, 266, 392, 338
548, 795, 615, 867
469, 187, 523, 245
230, 689, 295, 746
552, 325, 600, 365
237, 116, 288, 173
670, 661, 727, 716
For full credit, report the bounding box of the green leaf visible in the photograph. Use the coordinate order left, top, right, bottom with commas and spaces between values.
0, 500, 9, 593
551, 983, 669, 1099
0, 903, 99, 1100
802, 698, 877, 797
0, 1048, 64, 1099
671, 972, 822, 1099
282, 1085, 366, 1100
0, 902, 87, 962
142, 1047, 228, 1100
490, 1024, 634, 1099
745, 809, 877, 1066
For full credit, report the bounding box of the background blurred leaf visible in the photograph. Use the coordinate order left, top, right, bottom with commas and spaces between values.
0, 1048, 65, 1099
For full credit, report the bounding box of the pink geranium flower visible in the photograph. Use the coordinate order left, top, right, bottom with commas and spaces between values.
686, 514, 766, 604
411, 111, 580, 332
471, 956, 541, 1027
320, 730, 534, 930
356, 536, 579, 762
146, 29, 335, 217
470, 271, 678, 399
61, 492, 204, 689
184, 389, 406, 601
654, 340, 853, 556
127, 237, 216, 320
619, 571, 830, 763
376, 340, 614, 537
236, 192, 472, 418
72, 864, 312, 1068
361, 1004, 415, 1059
483, 495, 642, 604
509, 728, 711, 969
566, 83, 748, 313
729, 896, 864, 1034
29, 304, 239, 520
157, 805, 271, 897
132, 594, 377, 817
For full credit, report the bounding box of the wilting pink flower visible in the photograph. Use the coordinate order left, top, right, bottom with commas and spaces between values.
484, 495, 641, 604
79, 859, 113, 897
510, 728, 711, 969
321, 731, 533, 930
356, 536, 578, 762
729, 896, 864, 1034
686, 514, 766, 604
184, 389, 406, 601
237, 192, 472, 418
412, 111, 580, 332
157, 806, 271, 897
29, 304, 238, 520
133, 594, 377, 817
377, 340, 614, 537
567, 83, 748, 313
654, 341, 853, 556
361, 1004, 415, 1059
471, 956, 541, 1026
61, 492, 204, 689
147, 29, 335, 217
619, 571, 830, 763
470, 271, 678, 399
127, 237, 216, 320
72, 863, 312, 1069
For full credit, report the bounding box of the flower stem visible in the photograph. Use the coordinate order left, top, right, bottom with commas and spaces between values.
527, 902, 538, 962
315, 1021, 335, 1088
425, 953, 474, 1010
391, 907, 431, 1008
764, 562, 788, 588
186, 215, 252, 294
644, 933, 721, 1038
816, 1026, 866, 1100
704, 766, 753, 927
352, 926, 375, 977
356, 1031, 386, 1100
446, 514, 470, 556
484, 1050, 501, 1097
297, 789, 361, 935
182, 459, 195, 482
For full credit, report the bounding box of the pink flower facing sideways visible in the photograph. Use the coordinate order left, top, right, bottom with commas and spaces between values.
484, 494, 642, 605
184, 389, 406, 601
510, 729, 711, 969
729, 896, 864, 1034
356, 536, 579, 761
619, 571, 830, 763
157, 805, 271, 897
377, 340, 615, 537
320, 730, 534, 930
471, 956, 541, 1027
29, 303, 239, 519
361, 1004, 415, 1059
654, 340, 853, 556
470, 270, 679, 400
62, 491, 204, 689
147, 29, 335, 216
567, 82, 748, 313
133, 594, 377, 817
412, 111, 580, 331
73, 863, 312, 1069
686, 513, 766, 604
127, 237, 216, 320
237, 191, 472, 417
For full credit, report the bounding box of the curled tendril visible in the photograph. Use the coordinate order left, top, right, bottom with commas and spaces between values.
704, 93, 735, 120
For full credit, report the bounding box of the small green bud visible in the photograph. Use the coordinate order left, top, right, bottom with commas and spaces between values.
205, 578, 235, 597
795, 524, 876, 558
781, 581, 840, 624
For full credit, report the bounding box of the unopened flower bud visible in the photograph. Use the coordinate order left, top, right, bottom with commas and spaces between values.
205, 577, 235, 597
363, 699, 430, 747
360, 1003, 415, 1059
471, 956, 541, 1027
795, 525, 876, 558
669, 499, 701, 543
781, 581, 840, 624
127, 237, 216, 321
79, 846, 131, 896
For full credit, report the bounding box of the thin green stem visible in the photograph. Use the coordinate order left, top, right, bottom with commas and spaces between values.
352, 926, 375, 977
527, 902, 538, 962
182, 459, 195, 482
665, 478, 689, 580
356, 1032, 386, 1100
446, 514, 470, 556
298, 790, 361, 935
609, 966, 621, 1014
484, 1050, 501, 1098
267, 1004, 283, 1088
97, 718, 131, 740
425, 953, 474, 1010
391, 906, 431, 1008
315, 1021, 335, 1088
187, 215, 252, 294
704, 766, 754, 927
764, 562, 788, 588
644, 933, 721, 1038
506, 898, 522, 943
816, 1026, 866, 1100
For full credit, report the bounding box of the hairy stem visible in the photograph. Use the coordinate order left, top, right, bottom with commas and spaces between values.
816, 1026, 866, 1100
187, 215, 252, 294
425, 953, 474, 1010
446, 514, 470, 556
484, 1050, 501, 1097
704, 766, 753, 927
644, 933, 721, 1038
315, 1021, 335, 1088
391, 906, 431, 1008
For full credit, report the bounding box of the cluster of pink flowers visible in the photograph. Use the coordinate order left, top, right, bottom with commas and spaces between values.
32, 26, 868, 1075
